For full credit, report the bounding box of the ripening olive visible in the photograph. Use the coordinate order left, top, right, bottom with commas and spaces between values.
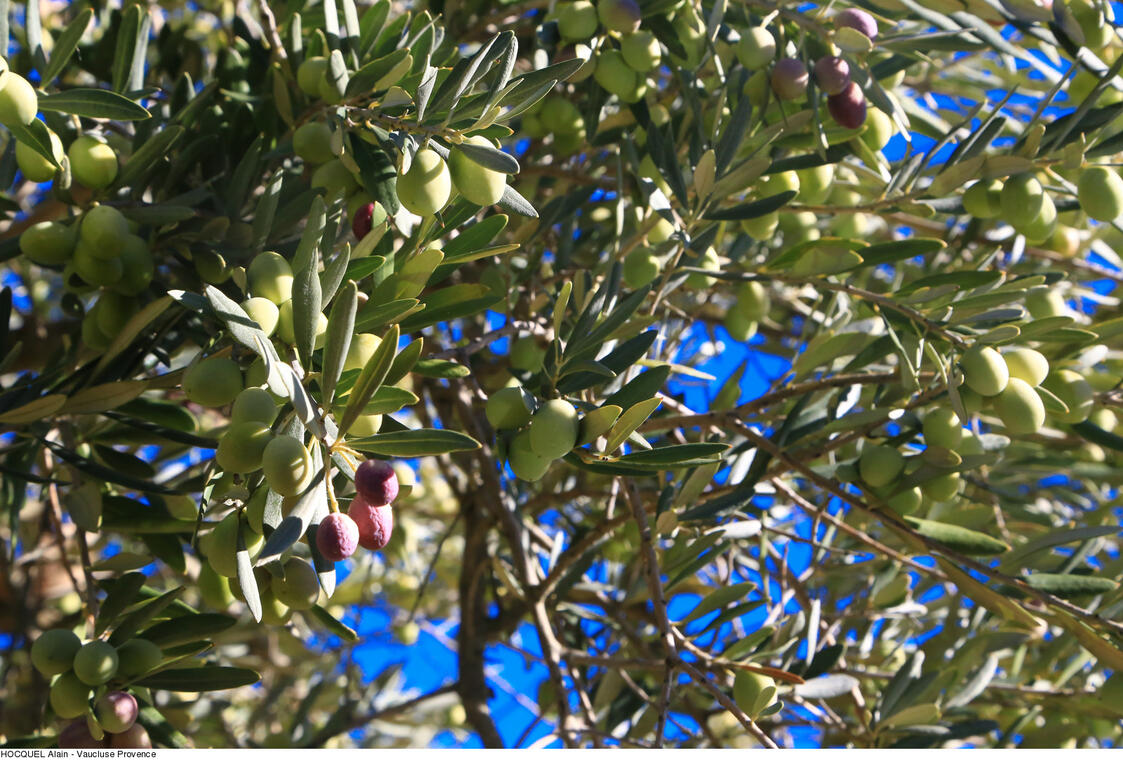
15, 130, 63, 182
1043, 368, 1094, 424
486, 386, 534, 430
736, 26, 776, 69
261, 435, 314, 497
247, 251, 294, 305
0, 71, 37, 126
30, 628, 81, 676
50, 671, 92, 719
80, 205, 130, 256
183, 356, 243, 408
270, 557, 321, 610
827, 81, 868, 129
112, 236, 154, 296
115, 638, 162, 679
397, 148, 451, 217
529, 399, 580, 459
960, 344, 1009, 397
201, 511, 264, 578
355, 459, 399, 506
95, 691, 138, 734
449, 135, 507, 206
20, 220, 76, 266
835, 7, 879, 39
57, 720, 104, 749
316, 512, 359, 562
1003, 347, 1049, 387
73, 640, 118, 686
620, 31, 661, 72
771, 58, 809, 101
993, 377, 1046, 435
348, 495, 394, 551
1078, 165, 1123, 222
623, 246, 661, 289
292, 121, 335, 164
109, 724, 152, 750
598, 0, 641, 33
923, 408, 963, 449
241, 296, 280, 338
68, 135, 119, 190
297, 56, 329, 96
859, 443, 904, 488
963, 179, 1002, 219
216, 421, 272, 473
556, 0, 598, 40
508, 428, 553, 481
813, 56, 851, 96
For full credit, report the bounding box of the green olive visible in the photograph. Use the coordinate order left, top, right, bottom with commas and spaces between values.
448, 135, 507, 206
735, 281, 770, 322
921, 472, 961, 502
528, 399, 580, 459
79, 204, 130, 256
183, 356, 243, 408
111, 236, 155, 295
15, 130, 63, 182
292, 121, 335, 164
296, 56, 329, 97
247, 251, 294, 305
261, 435, 314, 497
230, 387, 277, 426
993, 377, 1046, 435
620, 31, 662, 72
508, 428, 553, 481
735, 26, 777, 69
72, 240, 123, 287
397, 148, 451, 217
216, 421, 273, 473
310, 158, 358, 197
962, 179, 1002, 219
50, 671, 92, 719
509, 335, 546, 373
343, 332, 382, 372
922, 408, 963, 449
960, 344, 1009, 397
594, 50, 645, 103
115, 638, 162, 679
0, 71, 37, 126
30, 629, 81, 677
270, 557, 321, 611
555, 0, 598, 41
622, 246, 661, 289
200, 511, 264, 578
20, 220, 76, 266
859, 443, 904, 488
72, 640, 118, 686
1003, 347, 1049, 387
275, 299, 328, 348
485, 386, 534, 430
1078, 165, 1123, 222
68, 135, 119, 190
1042, 368, 1094, 424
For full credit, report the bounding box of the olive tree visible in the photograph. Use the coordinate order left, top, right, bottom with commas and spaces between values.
2, 0, 1123, 749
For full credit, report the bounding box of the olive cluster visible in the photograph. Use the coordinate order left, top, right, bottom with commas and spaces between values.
487, 388, 606, 481
30, 629, 157, 748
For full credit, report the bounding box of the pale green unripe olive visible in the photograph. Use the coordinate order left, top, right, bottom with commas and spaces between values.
1088, 407, 1118, 433
297, 56, 329, 96
50, 671, 92, 718
72, 241, 123, 286
346, 412, 383, 437
292, 121, 335, 164
960, 344, 1009, 397
597, 0, 641, 33
733, 671, 777, 719
834, 212, 870, 239
759, 170, 800, 199
1043, 368, 1094, 424
183, 356, 242, 407
16, 131, 63, 182
921, 471, 961, 502
112, 236, 154, 295
529, 399, 580, 459
448, 135, 507, 206
670, 8, 707, 68
94, 292, 136, 336
0, 71, 37, 126
198, 560, 236, 610
1021, 191, 1057, 244
216, 421, 272, 473
859, 444, 904, 488
723, 308, 758, 342
779, 211, 820, 244
885, 486, 922, 515
259, 589, 293, 625
231, 387, 277, 426
68, 135, 119, 190
509, 335, 546, 372
594, 50, 645, 102
486, 386, 534, 430
685, 247, 720, 289
1071, 0, 1112, 50
556, 0, 598, 40
20, 220, 76, 266
648, 216, 675, 244
1024, 288, 1069, 319
31, 629, 81, 676
261, 435, 314, 497
80, 204, 130, 255
344, 332, 382, 372
736, 26, 777, 69
509, 428, 553, 481
241, 296, 280, 338
73, 640, 118, 686
310, 158, 358, 197
1078, 165, 1123, 222
861, 108, 894, 151
962, 179, 1002, 219
735, 281, 770, 322
623, 246, 661, 289
248, 251, 294, 304
115, 638, 162, 679
741, 211, 778, 239
620, 31, 661, 72
922, 408, 963, 449
398, 148, 451, 217
275, 299, 328, 347
1003, 347, 1049, 386
795, 164, 834, 204
270, 557, 321, 610
81, 311, 112, 351
202, 511, 264, 578
1000, 174, 1045, 231
993, 377, 1046, 435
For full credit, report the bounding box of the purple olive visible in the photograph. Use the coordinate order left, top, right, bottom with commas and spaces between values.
58, 721, 106, 749
814, 56, 851, 96
835, 8, 878, 40
348, 494, 394, 551
354, 459, 399, 506
771, 58, 809, 101
352, 202, 374, 240
316, 513, 359, 562
827, 81, 868, 129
